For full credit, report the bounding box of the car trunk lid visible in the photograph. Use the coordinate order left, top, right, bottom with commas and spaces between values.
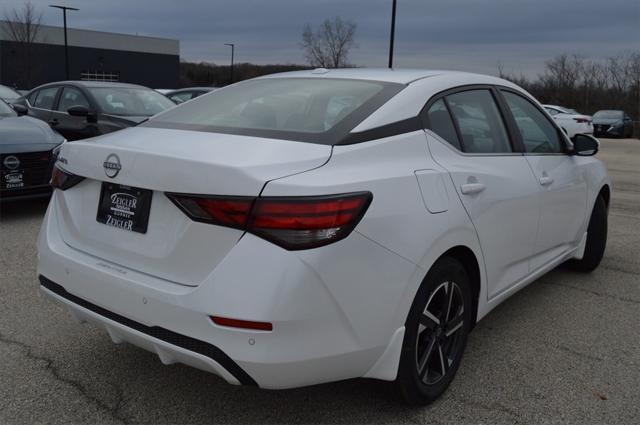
54, 127, 331, 286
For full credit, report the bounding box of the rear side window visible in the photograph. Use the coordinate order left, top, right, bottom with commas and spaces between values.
33, 87, 59, 110
446, 90, 512, 153
501, 91, 563, 154
169, 92, 194, 103
426, 99, 461, 150
545, 107, 559, 116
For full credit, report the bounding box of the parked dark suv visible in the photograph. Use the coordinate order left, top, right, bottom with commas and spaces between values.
0, 99, 64, 201
13, 81, 175, 141
592, 110, 633, 138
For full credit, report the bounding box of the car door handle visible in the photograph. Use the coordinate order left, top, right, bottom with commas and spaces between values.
539, 176, 554, 186
48, 119, 59, 126
460, 183, 486, 195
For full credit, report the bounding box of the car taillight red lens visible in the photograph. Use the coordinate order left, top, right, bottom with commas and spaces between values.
167, 192, 372, 250
167, 195, 254, 229
50, 165, 85, 190
249, 194, 372, 249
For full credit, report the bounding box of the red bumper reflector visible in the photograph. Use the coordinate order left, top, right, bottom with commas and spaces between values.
210, 316, 273, 331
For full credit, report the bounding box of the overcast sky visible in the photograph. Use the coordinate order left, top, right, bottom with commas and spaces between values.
3, 0, 639, 77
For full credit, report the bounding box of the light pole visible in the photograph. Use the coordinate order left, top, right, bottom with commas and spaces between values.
50, 5, 79, 80
388, 0, 397, 68
224, 43, 235, 84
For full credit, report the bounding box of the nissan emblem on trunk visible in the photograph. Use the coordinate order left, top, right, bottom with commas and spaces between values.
3, 155, 20, 170
103, 154, 121, 178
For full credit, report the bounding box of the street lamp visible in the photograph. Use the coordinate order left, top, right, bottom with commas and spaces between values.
50, 5, 79, 80
224, 43, 235, 84
388, 0, 397, 68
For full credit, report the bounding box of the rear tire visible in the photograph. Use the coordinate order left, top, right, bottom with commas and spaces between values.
396, 257, 473, 405
568, 195, 607, 272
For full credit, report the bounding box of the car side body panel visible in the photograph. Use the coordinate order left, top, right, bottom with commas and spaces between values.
263, 131, 487, 365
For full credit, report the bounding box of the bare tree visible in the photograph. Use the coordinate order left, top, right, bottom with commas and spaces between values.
2, 1, 43, 88
497, 51, 640, 135
301, 17, 357, 68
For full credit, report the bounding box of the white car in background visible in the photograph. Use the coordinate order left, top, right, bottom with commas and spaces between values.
38, 70, 610, 405
543, 104, 593, 139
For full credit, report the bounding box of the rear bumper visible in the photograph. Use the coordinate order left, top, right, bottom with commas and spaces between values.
39, 275, 255, 385
37, 192, 416, 388
0, 184, 51, 202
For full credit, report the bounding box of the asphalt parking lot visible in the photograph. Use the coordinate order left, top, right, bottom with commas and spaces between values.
1, 138, 638, 424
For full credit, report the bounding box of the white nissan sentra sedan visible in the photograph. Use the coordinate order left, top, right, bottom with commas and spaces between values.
38, 69, 610, 404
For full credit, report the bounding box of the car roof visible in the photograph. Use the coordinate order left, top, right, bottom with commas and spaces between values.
257, 68, 503, 85
165, 87, 216, 95
32, 81, 148, 90
259, 68, 529, 133
170, 87, 216, 92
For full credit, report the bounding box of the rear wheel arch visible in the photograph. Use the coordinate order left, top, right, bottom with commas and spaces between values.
439, 246, 481, 326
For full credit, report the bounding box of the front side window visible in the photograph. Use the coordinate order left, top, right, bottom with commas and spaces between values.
58, 87, 90, 112
446, 90, 512, 153
426, 98, 461, 150
144, 78, 403, 144
27, 90, 38, 105
33, 87, 59, 110
89, 87, 175, 117
501, 91, 563, 154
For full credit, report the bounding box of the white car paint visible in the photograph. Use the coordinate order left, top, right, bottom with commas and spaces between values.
543, 104, 593, 139
37, 69, 610, 391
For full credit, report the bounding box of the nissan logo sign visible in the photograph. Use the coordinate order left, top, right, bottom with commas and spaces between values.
103, 154, 121, 178
3, 155, 20, 170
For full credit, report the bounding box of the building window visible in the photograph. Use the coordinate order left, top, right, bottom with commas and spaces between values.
80, 71, 120, 82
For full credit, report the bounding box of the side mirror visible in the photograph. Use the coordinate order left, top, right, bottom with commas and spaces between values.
572, 134, 599, 156
12, 104, 28, 116
67, 105, 97, 123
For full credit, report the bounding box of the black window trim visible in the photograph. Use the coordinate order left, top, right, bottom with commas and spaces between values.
420, 84, 523, 157
497, 87, 571, 156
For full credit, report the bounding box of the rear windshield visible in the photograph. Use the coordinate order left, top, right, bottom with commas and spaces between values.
0, 100, 16, 117
593, 110, 623, 119
0, 85, 20, 100
143, 78, 403, 144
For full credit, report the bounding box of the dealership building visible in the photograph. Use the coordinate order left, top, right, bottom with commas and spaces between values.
0, 21, 179, 90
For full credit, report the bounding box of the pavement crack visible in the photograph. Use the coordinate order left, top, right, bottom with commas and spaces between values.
556, 344, 604, 363
451, 396, 522, 420
0, 331, 130, 425
599, 264, 640, 276
543, 281, 640, 305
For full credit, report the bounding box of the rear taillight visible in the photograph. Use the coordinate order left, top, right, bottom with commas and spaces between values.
167, 195, 254, 229
50, 165, 84, 190
167, 192, 372, 250
573, 118, 590, 123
